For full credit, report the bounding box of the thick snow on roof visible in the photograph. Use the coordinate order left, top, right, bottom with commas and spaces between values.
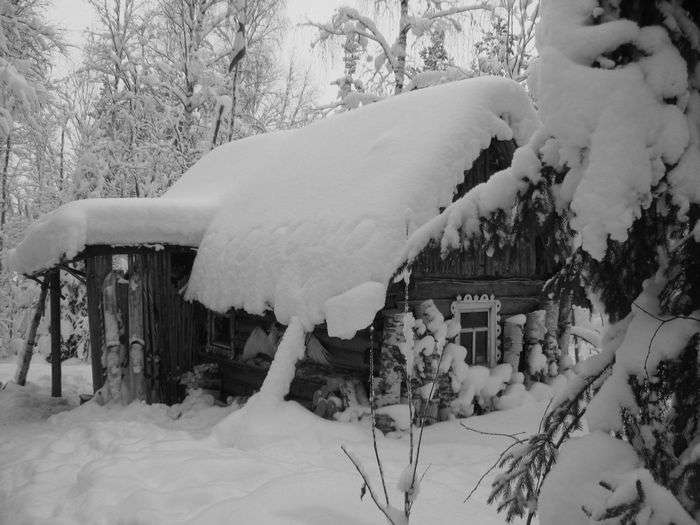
9, 77, 536, 336
9, 198, 217, 275
184, 77, 537, 333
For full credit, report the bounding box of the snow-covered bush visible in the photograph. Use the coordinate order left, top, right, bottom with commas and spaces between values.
382, 299, 530, 423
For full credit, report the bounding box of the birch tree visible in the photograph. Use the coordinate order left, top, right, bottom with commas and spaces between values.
472, 0, 539, 81
309, 0, 493, 108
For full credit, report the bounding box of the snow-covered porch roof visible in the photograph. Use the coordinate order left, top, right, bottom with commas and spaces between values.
9, 76, 538, 338
8, 198, 217, 275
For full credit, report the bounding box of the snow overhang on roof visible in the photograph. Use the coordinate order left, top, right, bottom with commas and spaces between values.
8, 198, 217, 275
9, 76, 537, 338
183, 77, 538, 336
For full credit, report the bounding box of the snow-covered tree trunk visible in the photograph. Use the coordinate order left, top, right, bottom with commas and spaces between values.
255, 317, 305, 404
0, 135, 10, 241
542, 299, 559, 376
393, 0, 410, 94
523, 309, 545, 381
556, 292, 572, 368
376, 310, 405, 408
502, 314, 525, 378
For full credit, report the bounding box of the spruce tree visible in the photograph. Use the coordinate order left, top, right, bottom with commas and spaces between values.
454, 1, 700, 523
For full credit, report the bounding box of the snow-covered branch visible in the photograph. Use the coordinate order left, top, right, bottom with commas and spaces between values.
423, 2, 493, 21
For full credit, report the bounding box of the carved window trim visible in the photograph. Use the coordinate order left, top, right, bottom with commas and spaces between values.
451, 294, 502, 367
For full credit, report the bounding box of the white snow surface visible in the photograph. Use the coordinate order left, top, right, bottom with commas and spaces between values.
323, 281, 386, 339
586, 278, 700, 434
539, 432, 640, 525
0, 360, 550, 524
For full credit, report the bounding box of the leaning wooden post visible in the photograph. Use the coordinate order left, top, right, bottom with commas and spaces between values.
127, 270, 146, 402
50, 269, 62, 397
14, 278, 49, 385
101, 271, 124, 403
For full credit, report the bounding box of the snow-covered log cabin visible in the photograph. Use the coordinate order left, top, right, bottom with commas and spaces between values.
9, 77, 559, 420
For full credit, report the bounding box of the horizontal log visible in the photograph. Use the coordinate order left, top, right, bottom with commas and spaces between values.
81, 244, 197, 259
391, 278, 545, 301
217, 359, 358, 408
395, 296, 542, 318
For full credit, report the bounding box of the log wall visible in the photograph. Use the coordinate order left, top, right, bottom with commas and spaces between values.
84, 246, 205, 403
387, 277, 544, 318
135, 250, 206, 403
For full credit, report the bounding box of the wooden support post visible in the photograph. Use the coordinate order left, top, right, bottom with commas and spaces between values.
50, 269, 62, 397
86, 255, 112, 393
14, 279, 49, 386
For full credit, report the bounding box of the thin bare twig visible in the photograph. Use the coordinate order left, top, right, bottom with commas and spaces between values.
460, 423, 525, 443
340, 445, 397, 525
368, 324, 390, 507
463, 439, 526, 502
631, 301, 700, 377
409, 343, 448, 513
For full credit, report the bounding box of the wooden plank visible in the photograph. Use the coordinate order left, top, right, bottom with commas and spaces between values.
102, 271, 124, 402
396, 296, 542, 319
411, 240, 543, 280
50, 270, 61, 397
399, 278, 545, 301
218, 359, 342, 408
81, 244, 196, 259
86, 255, 111, 392
127, 269, 147, 401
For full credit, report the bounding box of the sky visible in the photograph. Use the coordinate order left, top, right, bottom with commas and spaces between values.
48, 0, 356, 102
47, 0, 487, 104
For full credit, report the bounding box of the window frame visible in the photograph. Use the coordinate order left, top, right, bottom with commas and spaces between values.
451, 294, 501, 367
206, 310, 235, 356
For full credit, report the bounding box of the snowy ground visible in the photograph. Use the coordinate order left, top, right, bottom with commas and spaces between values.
0, 360, 544, 524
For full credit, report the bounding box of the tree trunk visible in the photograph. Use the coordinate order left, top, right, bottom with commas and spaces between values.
393, 0, 410, 94
14, 279, 49, 386
557, 292, 573, 366
542, 299, 559, 374
1, 133, 10, 228
58, 126, 65, 192
376, 310, 405, 409
227, 63, 241, 143
213, 20, 246, 148
0, 133, 11, 269
502, 315, 525, 378
574, 335, 582, 363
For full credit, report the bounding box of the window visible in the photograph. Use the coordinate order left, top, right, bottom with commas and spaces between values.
451, 295, 501, 367
207, 311, 234, 355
